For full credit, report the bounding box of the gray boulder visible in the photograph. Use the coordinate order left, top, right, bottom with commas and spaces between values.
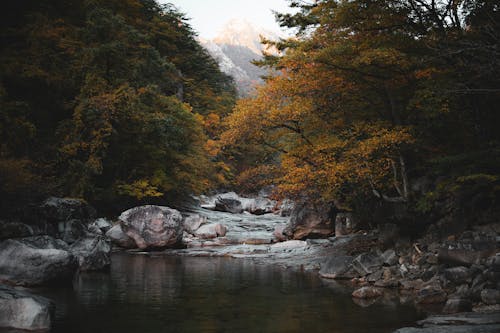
283, 203, 335, 240
119, 205, 184, 249
91, 218, 113, 233
214, 197, 243, 214
70, 235, 111, 271
105, 224, 136, 249
0, 236, 77, 286
60, 219, 87, 244
0, 284, 54, 331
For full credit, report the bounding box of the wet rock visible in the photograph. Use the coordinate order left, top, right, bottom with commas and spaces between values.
214, 197, 243, 214
352, 286, 383, 299
319, 255, 356, 279
0, 236, 77, 286
393, 325, 500, 333
0, 222, 33, 239
417, 312, 500, 326
105, 224, 136, 249
119, 205, 184, 249
283, 203, 335, 240
194, 223, 227, 239
481, 289, 500, 305
0, 284, 54, 331
352, 252, 383, 276
442, 297, 472, 313
444, 266, 472, 284
70, 235, 111, 271
183, 214, 207, 234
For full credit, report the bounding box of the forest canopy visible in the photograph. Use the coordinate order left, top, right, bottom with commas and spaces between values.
223, 0, 500, 220
0, 0, 236, 211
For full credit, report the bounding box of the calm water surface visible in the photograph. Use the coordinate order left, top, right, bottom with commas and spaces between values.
35, 253, 421, 333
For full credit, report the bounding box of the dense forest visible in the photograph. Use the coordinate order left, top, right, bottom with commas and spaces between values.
1, 0, 499, 229
224, 0, 500, 230
0, 0, 236, 212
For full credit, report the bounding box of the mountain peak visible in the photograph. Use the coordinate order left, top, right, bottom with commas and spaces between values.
213, 18, 281, 55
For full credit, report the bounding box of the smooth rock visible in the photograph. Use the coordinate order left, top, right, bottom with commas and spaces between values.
273, 225, 287, 242
418, 312, 500, 326
0, 284, 54, 331
381, 249, 399, 266
119, 205, 184, 249
70, 235, 111, 271
271, 240, 307, 250
393, 325, 500, 333
105, 224, 136, 249
92, 218, 112, 233
183, 214, 206, 234
352, 286, 383, 299
0, 236, 77, 286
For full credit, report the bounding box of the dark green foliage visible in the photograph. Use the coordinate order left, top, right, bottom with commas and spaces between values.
0, 0, 236, 213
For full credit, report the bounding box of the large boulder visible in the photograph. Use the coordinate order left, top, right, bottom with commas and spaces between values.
105, 224, 136, 249
0, 236, 78, 286
119, 205, 184, 249
0, 284, 54, 331
283, 203, 336, 240
70, 235, 111, 271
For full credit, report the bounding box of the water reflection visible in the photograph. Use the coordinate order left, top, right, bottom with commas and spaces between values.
33, 253, 421, 333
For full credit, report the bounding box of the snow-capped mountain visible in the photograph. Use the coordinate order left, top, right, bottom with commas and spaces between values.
200, 19, 282, 96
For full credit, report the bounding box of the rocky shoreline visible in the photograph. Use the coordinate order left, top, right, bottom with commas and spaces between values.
1, 193, 499, 332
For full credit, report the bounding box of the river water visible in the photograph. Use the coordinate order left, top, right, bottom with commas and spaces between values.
34, 253, 422, 333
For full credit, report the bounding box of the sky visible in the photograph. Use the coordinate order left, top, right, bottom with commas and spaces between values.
161, 0, 294, 39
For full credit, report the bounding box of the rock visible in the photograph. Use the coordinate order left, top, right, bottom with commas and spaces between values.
279, 199, 294, 217
92, 218, 112, 233
70, 235, 111, 271
194, 223, 227, 239
352, 286, 383, 299
335, 212, 355, 236
283, 203, 335, 240
273, 225, 287, 242
119, 205, 184, 249
444, 266, 472, 284
0, 236, 78, 286
0, 222, 33, 239
245, 197, 275, 215
381, 249, 399, 266
37, 197, 96, 236
214, 197, 243, 214
0, 284, 54, 331
481, 289, 500, 305
442, 297, 472, 313
105, 224, 136, 249
393, 325, 500, 333
319, 255, 356, 279
271, 240, 307, 250
60, 219, 87, 244
352, 252, 383, 276
183, 214, 207, 234
418, 312, 500, 326
416, 284, 447, 304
